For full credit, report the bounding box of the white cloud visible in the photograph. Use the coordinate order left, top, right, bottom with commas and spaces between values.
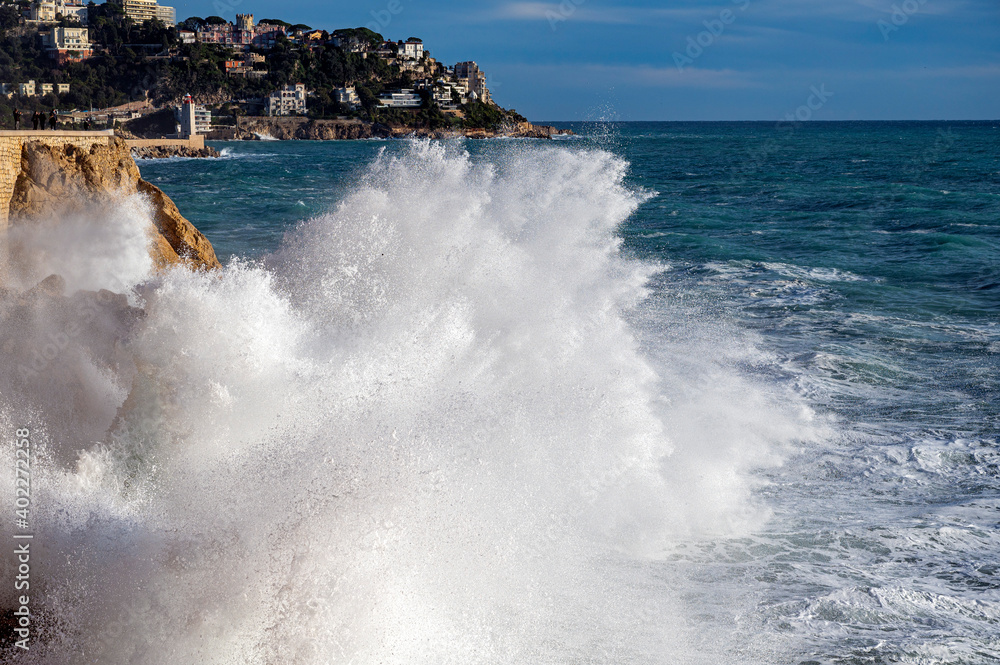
487, 0, 974, 26
486, 2, 748, 25
504, 62, 768, 90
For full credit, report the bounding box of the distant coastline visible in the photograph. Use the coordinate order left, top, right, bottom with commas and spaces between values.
3, 13, 570, 155
121, 117, 572, 157
207, 117, 571, 141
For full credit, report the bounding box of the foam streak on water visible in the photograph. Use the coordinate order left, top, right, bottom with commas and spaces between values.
0, 142, 817, 664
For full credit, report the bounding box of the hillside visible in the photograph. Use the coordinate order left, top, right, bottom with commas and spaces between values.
0, 8, 529, 132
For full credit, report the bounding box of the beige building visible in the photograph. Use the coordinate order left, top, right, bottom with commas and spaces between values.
110, 0, 175, 26
454, 61, 492, 105
112, 0, 156, 22
155, 5, 175, 26
265, 84, 307, 116
29, 0, 87, 23
0, 81, 36, 96
1, 81, 69, 96
42, 26, 92, 63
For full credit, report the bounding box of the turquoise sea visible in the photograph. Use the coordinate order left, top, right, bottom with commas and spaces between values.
4, 121, 996, 664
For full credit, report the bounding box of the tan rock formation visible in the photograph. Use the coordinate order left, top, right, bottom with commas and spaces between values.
5, 137, 220, 271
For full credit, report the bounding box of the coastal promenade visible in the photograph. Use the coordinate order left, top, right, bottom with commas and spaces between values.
0, 130, 115, 228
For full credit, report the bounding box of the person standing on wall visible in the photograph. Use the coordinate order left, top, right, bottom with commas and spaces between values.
31, 111, 39, 130
13, 108, 21, 130
48, 110, 57, 130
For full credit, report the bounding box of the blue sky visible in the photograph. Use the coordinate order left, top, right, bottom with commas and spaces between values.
173, 0, 999, 120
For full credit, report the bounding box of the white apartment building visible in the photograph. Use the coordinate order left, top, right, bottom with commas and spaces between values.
334, 86, 360, 110
401, 38, 423, 60
377, 89, 422, 109
266, 84, 307, 116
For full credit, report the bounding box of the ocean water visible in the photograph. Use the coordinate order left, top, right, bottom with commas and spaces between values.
0, 121, 998, 664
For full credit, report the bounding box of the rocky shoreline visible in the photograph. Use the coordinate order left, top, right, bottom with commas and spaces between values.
205, 117, 572, 142
131, 145, 221, 159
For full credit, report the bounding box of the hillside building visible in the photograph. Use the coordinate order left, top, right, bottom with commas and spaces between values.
418, 78, 468, 110
109, 0, 175, 27
265, 84, 307, 116
42, 26, 93, 63
400, 38, 423, 60
454, 61, 492, 105
0, 81, 69, 97
377, 89, 422, 109
2, 81, 36, 96
197, 16, 285, 50
29, 0, 87, 24
334, 86, 360, 110
155, 4, 174, 25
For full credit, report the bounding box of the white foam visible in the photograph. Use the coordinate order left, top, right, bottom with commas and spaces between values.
0, 194, 155, 294
0, 141, 817, 664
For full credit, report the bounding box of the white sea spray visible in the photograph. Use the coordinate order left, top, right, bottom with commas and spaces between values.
0, 141, 818, 664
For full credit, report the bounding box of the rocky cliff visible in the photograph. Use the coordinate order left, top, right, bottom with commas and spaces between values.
207, 117, 393, 141
2, 136, 220, 272
205, 117, 573, 142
